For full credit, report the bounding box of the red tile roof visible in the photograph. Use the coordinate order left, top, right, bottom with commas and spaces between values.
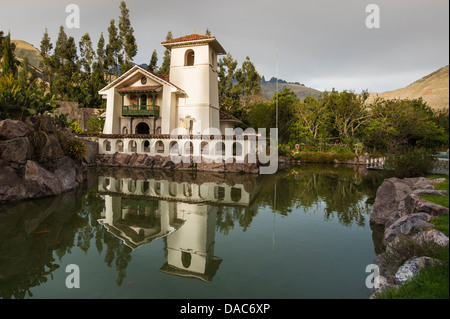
219, 110, 243, 123
161, 34, 215, 45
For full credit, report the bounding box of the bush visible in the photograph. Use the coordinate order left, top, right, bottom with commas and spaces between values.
384, 148, 436, 178
67, 139, 87, 160
288, 150, 356, 163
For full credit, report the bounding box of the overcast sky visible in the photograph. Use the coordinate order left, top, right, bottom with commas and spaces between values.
1, 0, 448, 93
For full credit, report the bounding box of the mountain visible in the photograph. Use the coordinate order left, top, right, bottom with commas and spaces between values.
260, 77, 322, 100
11, 40, 43, 70
368, 65, 449, 111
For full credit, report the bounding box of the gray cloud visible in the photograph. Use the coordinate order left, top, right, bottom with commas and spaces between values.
1, 0, 448, 92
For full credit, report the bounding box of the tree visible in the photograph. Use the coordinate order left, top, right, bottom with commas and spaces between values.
18, 57, 38, 91
235, 56, 262, 106
1, 32, 17, 77
118, 1, 137, 74
205, 28, 211, 36
218, 52, 239, 113
79, 33, 95, 74
39, 28, 53, 92
96, 32, 106, 78
158, 31, 172, 74
106, 19, 122, 80
295, 93, 332, 141
147, 49, 158, 72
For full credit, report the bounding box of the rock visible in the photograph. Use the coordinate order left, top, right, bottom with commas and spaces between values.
371, 178, 413, 225
403, 177, 434, 190
404, 193, 449, 217
53, 156, 78, 190
413, 229, 449, 246
0, 137, 32, 165
395, 257, 443, 286
24, 114, 55, 134
0, 166, 27, 201
383, 213, 433, 244
0, 119, 29, 140
429, 178, 447, 185
39, 134, 65, 162
412, 189, 448, 196
23, 160, 64, 199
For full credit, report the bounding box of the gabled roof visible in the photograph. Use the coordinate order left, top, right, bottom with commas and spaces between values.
161, 33, 226, 55
219, 110, 243, 123
98, 65, 185, 94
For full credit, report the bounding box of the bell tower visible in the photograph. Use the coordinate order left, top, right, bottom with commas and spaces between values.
161, 34, 226, 134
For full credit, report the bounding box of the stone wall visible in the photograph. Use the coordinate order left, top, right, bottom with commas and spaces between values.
53, 101, 101, 132
431, 158, 449, 175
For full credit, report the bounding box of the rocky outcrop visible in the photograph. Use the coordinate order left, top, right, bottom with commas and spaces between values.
95, 152, 260, 174
370, 176, 449, 298
0, 116, 87, 203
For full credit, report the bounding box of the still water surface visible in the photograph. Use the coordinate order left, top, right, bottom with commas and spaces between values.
0, 164, 384, 299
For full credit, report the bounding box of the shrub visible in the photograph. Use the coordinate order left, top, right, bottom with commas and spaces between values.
384, 148, 436, 178
67, 139, 87, 160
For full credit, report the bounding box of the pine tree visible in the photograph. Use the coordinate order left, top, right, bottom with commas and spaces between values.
79, 33, 95, 74
96, 32, 106, 77
106, 19, 122, 80
1, 32, 17, 77
158, 31, 172, 75
148, 49, 158, 72
118, 1, 137, 74
39, 28, 53, 91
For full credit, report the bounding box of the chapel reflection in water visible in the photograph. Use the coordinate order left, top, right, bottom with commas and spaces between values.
96, 169, 260, 282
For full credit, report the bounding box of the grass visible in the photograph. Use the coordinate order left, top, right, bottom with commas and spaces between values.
376, 174, 449, 299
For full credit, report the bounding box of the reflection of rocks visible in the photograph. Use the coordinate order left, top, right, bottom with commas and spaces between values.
0, 116, 87, 203
0, 189, 85, 298
95, 152, 260, 174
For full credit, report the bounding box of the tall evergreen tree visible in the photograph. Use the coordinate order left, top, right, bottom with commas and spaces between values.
1, 32, 17, 77
218, 52, 239, 113
39, 28, 53, 91
236, 56, 262, 106
118, 1, 137, 74
106, 19, 122, 80
79, 33, 95, 74
96, 32, 106, 77
148, 49, 158, 72
158, 31, 172, 75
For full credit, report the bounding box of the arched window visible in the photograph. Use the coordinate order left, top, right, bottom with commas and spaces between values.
185, 49, 195, 66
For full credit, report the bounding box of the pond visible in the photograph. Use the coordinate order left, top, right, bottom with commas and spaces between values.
0, 164, 385, 299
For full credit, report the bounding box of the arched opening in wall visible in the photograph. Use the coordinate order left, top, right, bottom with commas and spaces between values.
155, 140, 164, 153
128, 140, 137, 152
183, 141, 194, 156
136, 122, 150, 135
169, 141, 179, 155
127, 180, 136, 193
122, 126, 128, 134
142, 181, 150, 194
181, 251, 192, 269
233, 142, 243, 156
183, 183, 192, 197
102, 178, 111, 190
214, 186, 225, 201
154, 181, 161, 195
185, 49, 195, 66
231, 187, 242, 203
200, 141, 209, 156
215, 142, 225, 156
103, 140, 111, 152
142, 140, 150, 152
155, 126, 161, 134
169, 182, 177, 197
116, 140, 124, 152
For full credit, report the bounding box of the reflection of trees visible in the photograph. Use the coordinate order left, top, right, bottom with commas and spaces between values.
216, 205, 259, 234
254, 164, 384, 227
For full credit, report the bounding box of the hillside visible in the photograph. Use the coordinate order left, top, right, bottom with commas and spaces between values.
369, 65, 449, 111
11, 40, 43, 70
261, 80, 322, 100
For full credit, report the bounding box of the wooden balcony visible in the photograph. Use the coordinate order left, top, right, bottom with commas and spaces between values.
122, 105, 160, 117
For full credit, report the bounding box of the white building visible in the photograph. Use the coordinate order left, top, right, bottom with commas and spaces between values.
98, 34, 241, 136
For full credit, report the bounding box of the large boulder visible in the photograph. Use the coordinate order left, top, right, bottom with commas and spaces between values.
0, 119, 29, 140
371, 178, 413, 225
0, 137, 33, 166
23, 160, 64, 199
404, 193, 449, 217
0, 166, 27, 201
413, 229, 449, 247
383, 213, 433, 244
395, 256, 443, 286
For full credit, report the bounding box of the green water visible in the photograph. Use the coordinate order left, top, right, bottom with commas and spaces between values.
0, 164, 385, 299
